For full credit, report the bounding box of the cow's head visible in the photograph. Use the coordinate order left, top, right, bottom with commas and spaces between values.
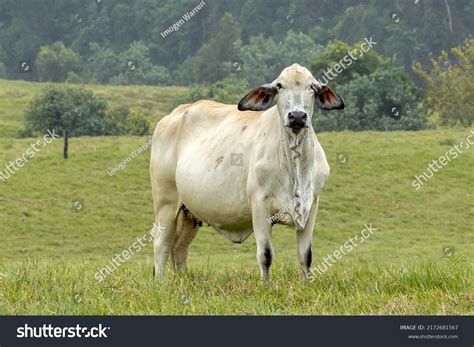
238, 64, 344, 133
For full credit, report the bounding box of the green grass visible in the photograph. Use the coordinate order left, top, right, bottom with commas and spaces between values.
0, 261, 471, 315
0, 79, 472, 315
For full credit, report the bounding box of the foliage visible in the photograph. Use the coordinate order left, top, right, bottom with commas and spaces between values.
310, 41, 428, 131
240, 31, 323, 87
238, 35, 279, 87
1, 0, 472, 83
172, 77, 249, 108
413, 38, 474, 126
23, 86, 149, 138
103, 106, 150, 136
81, 41, 170, 85
82, 43, 122, 84
0, 1, 471, 130
314, 65, 428, 132
108, 41, 170, 86
35, 42, 81, 82
24, 85, 107, 137
310, 40, 384, 86
190, 13, 242, 83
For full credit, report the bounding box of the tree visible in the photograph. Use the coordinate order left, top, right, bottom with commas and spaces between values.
413, 38, 474, 126
23, 86, 151, 158
332, 5, 385, 47
279, 31, 323, 68
310, 40, 384, 86
240, 31, 322, 87
239, 35, 279, 87
314, 64, 428, 132
109, 41, 170, 85
24, 86, 107, 158
310, 40, 428, 131
83, 43, 122, 84
1, 0, 473, 86
191, 13, 242, 83
36, 42, 81, 82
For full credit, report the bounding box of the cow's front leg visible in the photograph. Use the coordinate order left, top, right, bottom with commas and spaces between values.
251, 200, 273, 280
297, 197, 319, 277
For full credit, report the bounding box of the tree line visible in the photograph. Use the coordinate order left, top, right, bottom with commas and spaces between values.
0, 0, 471, 85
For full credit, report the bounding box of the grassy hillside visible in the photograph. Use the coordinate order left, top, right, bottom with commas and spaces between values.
0, 79, 187, 138
0, 80, 472, 315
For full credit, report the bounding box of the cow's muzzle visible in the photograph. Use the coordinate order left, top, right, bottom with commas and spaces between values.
287, 111, 308, 133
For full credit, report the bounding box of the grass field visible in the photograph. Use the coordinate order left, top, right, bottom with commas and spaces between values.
0, 79, 472, 315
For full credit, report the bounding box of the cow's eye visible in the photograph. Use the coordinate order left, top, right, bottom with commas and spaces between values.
276, 83, 284, 89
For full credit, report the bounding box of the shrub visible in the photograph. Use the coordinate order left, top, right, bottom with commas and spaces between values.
103, 106, 149, 136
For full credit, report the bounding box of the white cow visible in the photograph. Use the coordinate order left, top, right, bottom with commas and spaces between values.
150, 64, 344, 279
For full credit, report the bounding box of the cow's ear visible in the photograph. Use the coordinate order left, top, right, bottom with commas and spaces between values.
238, 84, 277, 111
312, 84, 344, 110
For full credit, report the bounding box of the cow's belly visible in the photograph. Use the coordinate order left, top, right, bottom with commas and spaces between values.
175, 146, 253, 236
176, 171, 254, 242
171, 109, 261, 241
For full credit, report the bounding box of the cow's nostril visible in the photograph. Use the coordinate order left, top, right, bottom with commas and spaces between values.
288, 111, 307, 122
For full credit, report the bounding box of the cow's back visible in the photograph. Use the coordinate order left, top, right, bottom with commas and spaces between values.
153, 100, 261, 148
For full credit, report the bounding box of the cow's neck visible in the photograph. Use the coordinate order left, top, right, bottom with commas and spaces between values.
275, 115, 316, 230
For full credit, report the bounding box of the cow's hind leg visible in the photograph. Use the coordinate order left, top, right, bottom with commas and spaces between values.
172, 206, 200, 272
152, 197, 179, 278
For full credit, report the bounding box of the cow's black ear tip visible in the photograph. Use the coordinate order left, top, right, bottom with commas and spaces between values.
333, 97, 345, 110
237, 102, 248, 111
